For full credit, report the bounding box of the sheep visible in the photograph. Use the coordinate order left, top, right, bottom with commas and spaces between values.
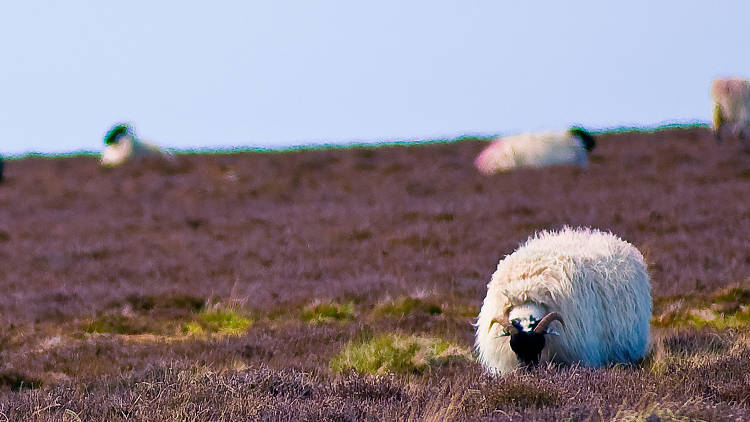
711, 77, 750, 144
474, 127, 596, 175
100, 123, 175, 167
475, 226, 652, 374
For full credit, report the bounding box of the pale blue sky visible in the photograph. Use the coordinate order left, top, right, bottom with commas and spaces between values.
1, 1, 748, 155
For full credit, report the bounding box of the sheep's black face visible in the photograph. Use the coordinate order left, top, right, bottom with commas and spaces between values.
508, 320, 546, 366
570, 127, 596, 151
104, 124, 131, 145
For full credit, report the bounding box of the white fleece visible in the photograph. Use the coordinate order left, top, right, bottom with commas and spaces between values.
711, 77, 750, 140
475, 227, 652, 374
474, 130, 588, 175
101, 135, 173, 167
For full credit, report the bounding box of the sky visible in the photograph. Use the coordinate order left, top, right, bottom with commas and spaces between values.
1, 1, 749, 155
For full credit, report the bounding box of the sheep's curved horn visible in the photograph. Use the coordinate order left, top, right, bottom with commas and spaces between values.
534, 312, 565, 334
489, 316, 518, 335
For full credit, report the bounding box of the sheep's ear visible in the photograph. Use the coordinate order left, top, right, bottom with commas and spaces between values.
490, 316, 516, 336
498, 324, 512, 337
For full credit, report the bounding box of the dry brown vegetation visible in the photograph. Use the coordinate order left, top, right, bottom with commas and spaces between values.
0, 126, 748, 421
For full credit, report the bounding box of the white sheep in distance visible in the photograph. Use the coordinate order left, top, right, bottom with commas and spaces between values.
711, 77, 750, 144
475, 227, 652, 374
100, 123, 175, 167
474, 127, 596, 175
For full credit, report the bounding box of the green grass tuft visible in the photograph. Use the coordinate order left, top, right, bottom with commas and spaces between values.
330, 333, 471, 375
654, 304, 750, 329
183, 306, 252, 335
686, 308, 750, 329
181, 321, 205, 335
653, 282, 750, 329
374, 297, 442, 317
300, 301, 355, 323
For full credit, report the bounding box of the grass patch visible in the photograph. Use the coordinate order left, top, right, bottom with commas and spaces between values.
182, 321, 205, 335
300, 301, 355, 324
83, 314, 152, 335
330, 333, 471, 375
687, 308, 750, 329
83, 296, 210, 336
714, 285, 750, 307
655, 306, 750, 329
374, 297, 442, 318
653, 282, 750, 329
183, 305, 252, 335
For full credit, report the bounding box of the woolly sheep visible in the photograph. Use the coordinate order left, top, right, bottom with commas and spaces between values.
475, 227, 652, 374
711, 77, 750, 144
101, 123, 174, 167
474, 127, 596, 175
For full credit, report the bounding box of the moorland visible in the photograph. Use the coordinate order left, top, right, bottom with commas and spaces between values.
0, 126, 749, 421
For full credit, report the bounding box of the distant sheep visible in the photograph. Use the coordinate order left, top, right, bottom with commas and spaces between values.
474, 128, 596, 175
475, 227, 652, 374
711, 77, 750, 144
101, 123, 174, 167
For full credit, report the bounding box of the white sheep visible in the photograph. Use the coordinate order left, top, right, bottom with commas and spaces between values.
475, 226, 652, 374
100, 123, 175, 167
711, 77, 750, 144
474, 127, 596, 175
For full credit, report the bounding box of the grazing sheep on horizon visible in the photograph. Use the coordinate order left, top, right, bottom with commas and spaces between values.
711, 77, 750, 144
101, 123, 175, 167
475, 227, 652, 374
474, 127, 596, 175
